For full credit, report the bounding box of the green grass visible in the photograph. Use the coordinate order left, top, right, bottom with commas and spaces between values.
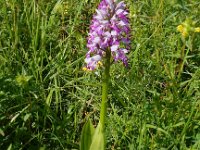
0, 0, 200, 149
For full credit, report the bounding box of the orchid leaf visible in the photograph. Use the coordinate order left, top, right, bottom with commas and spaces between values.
80, 118, 95, 150
89, 122, 104, 150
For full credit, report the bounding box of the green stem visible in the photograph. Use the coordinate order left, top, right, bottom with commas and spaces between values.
100, 49, 111, 131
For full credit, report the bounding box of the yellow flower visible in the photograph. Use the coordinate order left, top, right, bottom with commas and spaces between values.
177, 25, 184, 33
82, 67, 89, 71
97, 61, 103, 67
177, 24, 188, 38
182, 31, 188, 38
194, 27, 200, 33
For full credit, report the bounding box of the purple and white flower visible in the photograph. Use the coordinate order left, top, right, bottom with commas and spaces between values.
85, 0, 130, 70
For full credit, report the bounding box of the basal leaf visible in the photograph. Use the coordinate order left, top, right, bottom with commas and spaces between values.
80, 118, 95, 150
89, 122, 104, 150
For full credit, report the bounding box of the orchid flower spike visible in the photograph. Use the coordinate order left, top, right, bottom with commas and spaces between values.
85, 0, 130, 70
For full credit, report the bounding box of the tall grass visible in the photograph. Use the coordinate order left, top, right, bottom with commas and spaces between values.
0, 0, 200, 149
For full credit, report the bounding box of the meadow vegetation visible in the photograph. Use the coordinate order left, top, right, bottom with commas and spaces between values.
0, 0, 200, 149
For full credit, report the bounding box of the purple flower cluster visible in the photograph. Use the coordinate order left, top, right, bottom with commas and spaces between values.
85, 0, 130, 70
